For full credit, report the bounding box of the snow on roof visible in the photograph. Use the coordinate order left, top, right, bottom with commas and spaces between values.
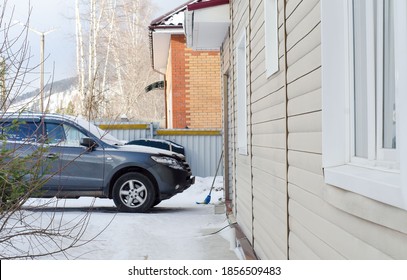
150, 0, 196, 29
163, 11, 184, 26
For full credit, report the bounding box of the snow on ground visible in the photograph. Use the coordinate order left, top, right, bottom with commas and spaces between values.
20, 177, 240, 260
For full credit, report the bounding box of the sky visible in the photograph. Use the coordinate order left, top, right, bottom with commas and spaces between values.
5, 0, 187, 91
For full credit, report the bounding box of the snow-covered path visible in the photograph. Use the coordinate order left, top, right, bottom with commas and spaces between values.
23, 177, 239, 260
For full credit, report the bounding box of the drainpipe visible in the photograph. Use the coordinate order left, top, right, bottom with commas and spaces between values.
149, 28, 169, 128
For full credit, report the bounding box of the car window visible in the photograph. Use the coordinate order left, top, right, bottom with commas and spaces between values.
0, 121, 41, 142
44, 122, 86, 147
61, 124, 87, 147
45, 122, 66, 144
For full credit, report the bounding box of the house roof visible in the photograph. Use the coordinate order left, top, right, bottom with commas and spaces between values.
187, 0, 229, 11
150, 1, 193, 28
148, 0, 229, 72
185, 0, 230, 50
149, 1, 198, 73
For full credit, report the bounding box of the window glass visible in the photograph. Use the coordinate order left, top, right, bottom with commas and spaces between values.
45, 123, 66, 144
383, 0, 396, 149
353, 0, 369, 158
62, 124, 86, 147
352, 0, 396, 160
1, 121, 41, 142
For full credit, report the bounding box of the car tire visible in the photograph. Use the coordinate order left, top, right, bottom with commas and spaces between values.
153, 198, 162, 207
112, 172, 156, 213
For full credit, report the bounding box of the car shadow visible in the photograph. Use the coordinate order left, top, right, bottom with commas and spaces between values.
22, 206, 119, 213
21, 205, 200, 214
149, 206, 202, 214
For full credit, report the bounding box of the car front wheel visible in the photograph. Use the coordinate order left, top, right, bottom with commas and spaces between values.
112, 172, 156, 213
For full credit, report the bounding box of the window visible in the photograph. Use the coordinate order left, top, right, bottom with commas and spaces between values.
45, 122, 86, 147
236, 31, 247, 155
321, 0, 407, 210
62, 124, 86, 147
45, 123, 66, 144
1, 121, 41, 142
352, 0, 397, 165
264, 0, 279, 77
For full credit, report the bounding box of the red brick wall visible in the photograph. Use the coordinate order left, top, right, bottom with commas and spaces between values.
170, 35, 188, 128
168, 34, 222, 129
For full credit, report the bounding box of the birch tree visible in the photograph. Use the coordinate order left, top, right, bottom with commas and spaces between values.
75, 0, 85, 103
75, 0, 163, 122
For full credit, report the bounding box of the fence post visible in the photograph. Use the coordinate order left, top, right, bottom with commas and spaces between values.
150, 122, 154, 138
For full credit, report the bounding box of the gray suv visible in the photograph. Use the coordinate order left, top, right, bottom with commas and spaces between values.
0, 113, 195, 212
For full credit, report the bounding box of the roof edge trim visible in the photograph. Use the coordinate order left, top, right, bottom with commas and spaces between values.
187, 0, 229, 11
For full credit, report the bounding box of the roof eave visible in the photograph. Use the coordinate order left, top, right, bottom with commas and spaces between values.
185, 2, 230, 50
187, 0, 229, 11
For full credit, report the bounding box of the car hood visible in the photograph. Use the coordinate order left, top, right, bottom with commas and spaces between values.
114, 144, 184, 158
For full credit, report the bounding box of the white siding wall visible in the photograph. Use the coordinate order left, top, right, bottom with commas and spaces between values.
226, 0, 407, 259
285, 0, 407, 260
231, 0, 254, 242
228, 0, 289, 259
221, 36, 234, 202
250, 0, 288, 259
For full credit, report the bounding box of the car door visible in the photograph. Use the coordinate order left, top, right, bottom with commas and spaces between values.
0, 120, 44, 181
43, 121, 105, 195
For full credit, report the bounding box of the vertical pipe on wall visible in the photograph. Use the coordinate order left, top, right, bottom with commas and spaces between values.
283, 0, 290, 260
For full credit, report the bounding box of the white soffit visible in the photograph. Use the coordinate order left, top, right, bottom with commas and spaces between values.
152, 29, 183, 73
187, 4, 230, 50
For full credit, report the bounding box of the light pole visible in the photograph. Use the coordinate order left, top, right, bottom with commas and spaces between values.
17, 22, 55, 113
30, 28, 55, 113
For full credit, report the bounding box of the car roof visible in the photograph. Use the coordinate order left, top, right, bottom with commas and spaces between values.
0, 112, 81, 123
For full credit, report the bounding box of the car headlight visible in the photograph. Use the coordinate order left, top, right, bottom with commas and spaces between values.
151, 156, 184, 170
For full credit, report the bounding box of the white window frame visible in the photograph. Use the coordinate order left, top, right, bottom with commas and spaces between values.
236, 31, 248, 155
321, 0, 407, 210
265, 0, 279, 77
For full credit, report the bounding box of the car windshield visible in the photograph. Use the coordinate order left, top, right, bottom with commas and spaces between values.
74, 117, 125, 146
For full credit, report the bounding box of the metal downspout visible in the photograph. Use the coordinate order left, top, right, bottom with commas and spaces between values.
149, 28, 169, 129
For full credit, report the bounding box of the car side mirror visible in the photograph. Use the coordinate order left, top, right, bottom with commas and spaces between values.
80, 137, 98, 151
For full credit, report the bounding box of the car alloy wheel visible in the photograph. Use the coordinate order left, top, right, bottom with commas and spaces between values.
112, 172, 156, 213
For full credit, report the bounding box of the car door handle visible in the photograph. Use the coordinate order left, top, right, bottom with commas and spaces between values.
46, 153, 59, 159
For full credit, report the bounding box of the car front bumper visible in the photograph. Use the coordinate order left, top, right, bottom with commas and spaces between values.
148, 164, 195, 200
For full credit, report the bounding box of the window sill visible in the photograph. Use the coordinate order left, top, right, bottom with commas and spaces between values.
324, 164, 404, 210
